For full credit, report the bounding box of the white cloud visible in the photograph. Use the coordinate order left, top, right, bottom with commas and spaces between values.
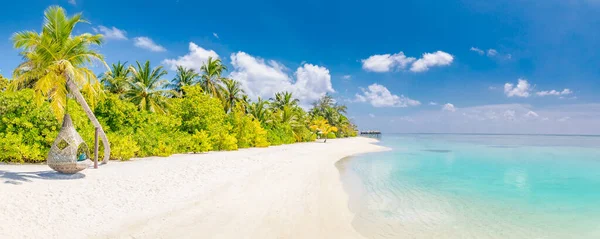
354, 83, 420, 108
369, 113, 376, 118
524, 111, 539, 118
133, 37, 166, 52
471, 47, 512, 59
162, 42, 218, 72
361, 52, 416, 72
410, 51, 454, 72
504, 79, 531, 98
213, 33, 219, 39
557, 116, 571, 122
429, 102, 438, 106
229, 52, 334, 107
353, 103, 600, 135
68, 0, 76, 5
470, 47, 484, 55
536, 88, 573, 96
442, 103, 456, 112
97, 26, 127, 40
342, 75, 352, 80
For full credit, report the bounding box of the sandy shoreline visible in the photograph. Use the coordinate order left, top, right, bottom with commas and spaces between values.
0, 137, 387, 239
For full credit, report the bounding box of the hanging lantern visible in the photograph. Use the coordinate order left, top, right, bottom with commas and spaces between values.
47, 114, 90, 174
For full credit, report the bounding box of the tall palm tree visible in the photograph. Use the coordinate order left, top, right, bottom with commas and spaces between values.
270, 91, 299, 110
125, 61, 171, 113
0, 74, 8, 92
247, 97, 270, 124
169, 66, 199, 97
221, 78, 245, 113
240, 94, 251, 114
11, 6, 110, 162
199, 57, 226, 99
100, 61, 130, 95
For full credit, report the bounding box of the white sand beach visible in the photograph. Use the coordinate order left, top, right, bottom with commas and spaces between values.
0, 137, 387, 239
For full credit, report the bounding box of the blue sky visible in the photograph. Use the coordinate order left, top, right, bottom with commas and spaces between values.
2, 0, 600, 134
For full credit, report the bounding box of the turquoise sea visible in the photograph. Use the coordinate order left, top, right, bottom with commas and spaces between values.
338, 134, 600, 239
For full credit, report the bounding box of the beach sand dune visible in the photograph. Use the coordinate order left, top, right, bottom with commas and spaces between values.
0, 137, 387, 239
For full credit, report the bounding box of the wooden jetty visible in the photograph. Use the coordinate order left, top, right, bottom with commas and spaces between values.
359, 130, 382, 138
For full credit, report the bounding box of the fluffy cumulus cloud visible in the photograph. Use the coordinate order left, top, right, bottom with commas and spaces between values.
361, 51, 453, 73
133, 37, 166, 52
229, 52, 334, 107
442, 103, 456, 112
96, 26, 127, 40
487, 49, 498, 56
429, 102, 438, 106
536, 88, 573, 97
162, 42, 218, 72
354, 83, 420, 108
504, 79, 531, 97
410, 51, 454, 72
361, 52, 415, 72
342, 75, 352, 80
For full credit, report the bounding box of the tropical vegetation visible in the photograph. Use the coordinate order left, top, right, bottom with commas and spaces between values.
0, 6, 357, 163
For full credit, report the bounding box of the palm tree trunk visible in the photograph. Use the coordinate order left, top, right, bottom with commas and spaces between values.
66, 77, 110, 163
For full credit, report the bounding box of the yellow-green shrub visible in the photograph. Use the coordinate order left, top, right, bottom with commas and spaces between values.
108, 134, 139, 160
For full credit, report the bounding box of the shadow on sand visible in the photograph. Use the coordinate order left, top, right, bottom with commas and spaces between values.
0, 170, 85, 185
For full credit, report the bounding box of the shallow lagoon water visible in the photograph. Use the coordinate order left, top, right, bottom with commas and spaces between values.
339, 134, 600, 239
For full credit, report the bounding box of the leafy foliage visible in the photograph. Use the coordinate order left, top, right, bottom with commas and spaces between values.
11, 5, 106, 121
1, 6, 358, 163
100, 61, 131, 95
125, 61, 171, 113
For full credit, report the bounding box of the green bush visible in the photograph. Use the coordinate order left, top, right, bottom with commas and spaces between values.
0, 82, 356, 163
229, 105, 270, 148
108, 134, 139, 160
0, 132, 45, 163
326, 132, 337, 139
0, 89, 59, 163
180, 130, 213, 153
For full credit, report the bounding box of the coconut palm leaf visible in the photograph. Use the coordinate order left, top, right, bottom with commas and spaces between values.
221, 78, 245, 113
199, 57, 226, 99
100, 61, 131, 95
169, 66, 199, 97
11, 5, 111, 162
125, 61, 172, 113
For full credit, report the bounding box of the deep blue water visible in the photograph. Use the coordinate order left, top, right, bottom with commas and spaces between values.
339, 134, 600, 239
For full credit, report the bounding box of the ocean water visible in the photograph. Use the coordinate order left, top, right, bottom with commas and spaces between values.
338, 134, 600, 239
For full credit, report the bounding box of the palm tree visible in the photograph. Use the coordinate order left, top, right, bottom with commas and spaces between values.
247, 97, 270, 124
270, 91, 299, 110
11, 6, 110, 162
240, 94, 251, 114
169, 66, 199, 97
0, 74, 8, 92
277, 105, 299, 125
310, 117, 338, 143
199, 57, 226, 98
125, 61, 171, 113
100, 61, 130, 95
221, 78, 245, 113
